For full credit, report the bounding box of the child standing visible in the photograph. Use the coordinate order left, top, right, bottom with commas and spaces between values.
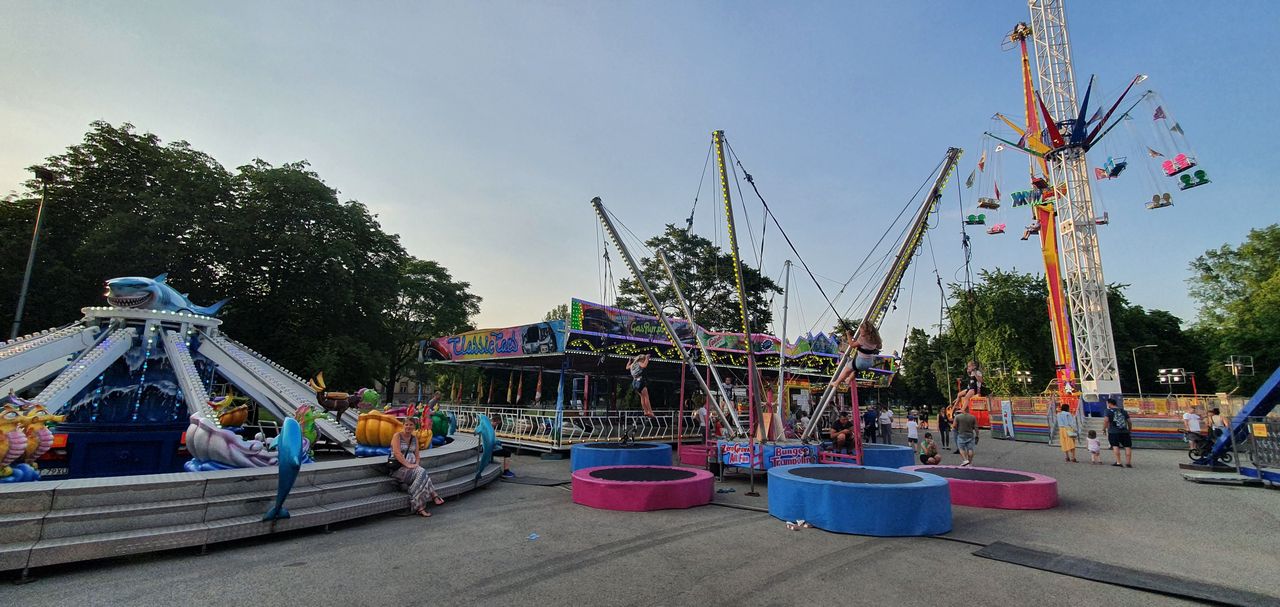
906, 417, 920, 448
1086, 430, 1101, 464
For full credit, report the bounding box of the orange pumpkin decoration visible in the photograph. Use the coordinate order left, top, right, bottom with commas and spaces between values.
356, 410, 431, 448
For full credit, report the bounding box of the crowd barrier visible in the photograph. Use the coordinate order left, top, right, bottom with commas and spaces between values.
442, 404, 703, 452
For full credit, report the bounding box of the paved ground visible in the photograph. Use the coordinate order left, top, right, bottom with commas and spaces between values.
5, 432, 1277, 606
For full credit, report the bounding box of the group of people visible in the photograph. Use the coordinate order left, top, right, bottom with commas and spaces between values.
1052, 397, 1161, 468
821, 402, 981, 467
1182, 405, 1230, 451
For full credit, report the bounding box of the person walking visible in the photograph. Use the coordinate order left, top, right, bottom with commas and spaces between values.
954, 408, 978, 466
1056, 404, 1079, 463
1086, 430, 1102, 464
936, 407, 951, 449
906, 416, 920, 448
878, 406, 894, 444
862, 406, 878, 445
1104, 397, 1134, 468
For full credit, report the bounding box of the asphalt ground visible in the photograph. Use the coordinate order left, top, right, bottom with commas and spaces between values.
5, 432, 1277, 606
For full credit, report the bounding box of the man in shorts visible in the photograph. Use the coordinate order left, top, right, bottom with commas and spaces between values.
1104, 397, 1134, 468
954, 408, 978, 466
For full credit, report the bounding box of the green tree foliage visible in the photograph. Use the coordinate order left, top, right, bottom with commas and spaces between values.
543, 303, 570, 322
615, 224, 780, 332
0, 122, 479, 389
942, 269, 1055, 395
1108, 288, 1213, 395
898, 327, 946, 406
380, 258, 481, 400
0, 122, 233, 330
1188, 225, 1280, 393
898, 269, 1208, 400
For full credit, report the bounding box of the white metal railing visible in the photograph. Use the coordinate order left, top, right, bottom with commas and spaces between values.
441, 404, 703, 451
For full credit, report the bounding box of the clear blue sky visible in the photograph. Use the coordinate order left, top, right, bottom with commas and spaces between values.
2, 1, 1275, 347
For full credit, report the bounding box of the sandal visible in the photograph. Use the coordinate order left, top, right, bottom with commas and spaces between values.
433, 496, 445, 506
1111, 463, 1123, 467
417, 509, 431, 517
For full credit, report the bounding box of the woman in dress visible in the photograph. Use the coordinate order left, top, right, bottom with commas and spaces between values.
390, 417, 444, 517
1056, 403, 1079, 463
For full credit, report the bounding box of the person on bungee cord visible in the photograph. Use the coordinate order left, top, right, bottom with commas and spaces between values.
833, 320, 883, 389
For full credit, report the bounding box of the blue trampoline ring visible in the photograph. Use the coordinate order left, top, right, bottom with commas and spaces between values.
768, 464, 952, 536
570, 442, 672, 472
860, 443, 916, 468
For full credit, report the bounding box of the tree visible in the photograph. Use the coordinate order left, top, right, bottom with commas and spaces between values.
615, 225, 780, 332
0, 121, 481, 390
898, 328, 946, 407
902, 269, 1209, 398
217, 159, 407, 388
0, 121, 234, 332
1188, 225, 1280, 394
380, 258, 481, 401
943, 269, 1055, 395
543, 303, 570, 322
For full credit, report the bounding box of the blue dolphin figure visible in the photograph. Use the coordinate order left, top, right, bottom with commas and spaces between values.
264, 417, 304, 521
104, 274, 229, 316
475, 414, 495, 482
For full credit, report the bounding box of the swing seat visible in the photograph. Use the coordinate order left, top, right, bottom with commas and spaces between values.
1161, 153, 1196, 176
1107, 159, 1127, 178
986, 223, 1006, 235
977, 197, 1000, 210
964, 214, 986, 226
1020, 222, 1040, 240
1178, 170, 1210, 191
1145, 193, 1173, 210
1094, 212, 1110, 225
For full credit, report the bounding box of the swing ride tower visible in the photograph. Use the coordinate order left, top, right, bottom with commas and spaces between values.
1024, 0, 1121, 399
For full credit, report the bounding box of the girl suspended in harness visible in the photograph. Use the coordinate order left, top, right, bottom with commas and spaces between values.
833, 320, 883, 389
630, 353, 655, 417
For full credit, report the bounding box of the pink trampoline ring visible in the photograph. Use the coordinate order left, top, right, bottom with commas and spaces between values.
902, 465, 1058, 510
571, 465, 714, 512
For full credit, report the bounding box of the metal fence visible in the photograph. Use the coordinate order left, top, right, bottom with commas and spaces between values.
441, 404, 703, 451
997, 394, 1250, 416
1246, 417, 1280, 471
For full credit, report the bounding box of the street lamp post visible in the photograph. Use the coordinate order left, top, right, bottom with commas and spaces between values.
1014, 370, 1032, 395
9, 167, 54, 341
1132, 344, 1158, 404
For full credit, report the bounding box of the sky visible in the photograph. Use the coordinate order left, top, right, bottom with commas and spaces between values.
2, 1, 1277, 349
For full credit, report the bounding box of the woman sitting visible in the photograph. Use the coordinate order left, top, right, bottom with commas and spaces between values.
390, 417, 445, 517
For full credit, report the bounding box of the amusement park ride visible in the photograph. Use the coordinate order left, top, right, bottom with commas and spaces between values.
593, 127, 959, 470
0, 275, 367, 480
973, 0, 1211, 408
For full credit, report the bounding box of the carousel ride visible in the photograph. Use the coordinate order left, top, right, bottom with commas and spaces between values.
0, 274, 461, 481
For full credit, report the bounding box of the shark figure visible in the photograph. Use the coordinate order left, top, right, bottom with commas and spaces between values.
104, 274, 228, 316
264, 417, 304, 521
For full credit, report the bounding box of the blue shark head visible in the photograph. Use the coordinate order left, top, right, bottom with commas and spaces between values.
104, 275, 165, 309
104, 274, 228, 316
